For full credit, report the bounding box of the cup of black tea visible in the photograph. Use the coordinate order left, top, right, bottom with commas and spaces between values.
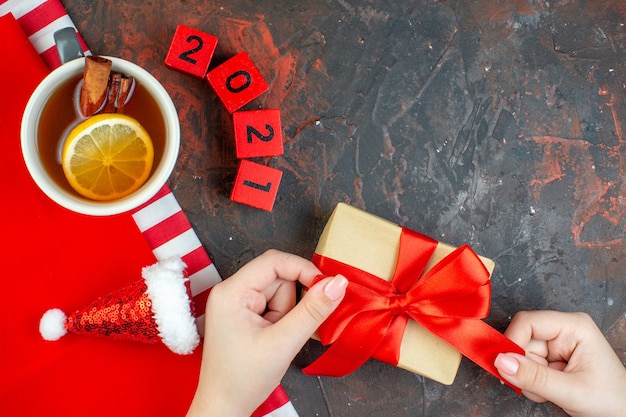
21, 56, 180, 216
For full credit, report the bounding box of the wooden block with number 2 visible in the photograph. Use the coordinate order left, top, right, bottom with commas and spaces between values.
233, 109, 283, 158
165, 25, 217, 78
230, 160, 282, 211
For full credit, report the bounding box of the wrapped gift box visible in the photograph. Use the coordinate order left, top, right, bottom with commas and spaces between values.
307, 203, 499, 385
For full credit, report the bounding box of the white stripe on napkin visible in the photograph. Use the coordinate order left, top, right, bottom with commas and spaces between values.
0, 0, 45, 19
132, 192, 182, 232
189, 263, 221, 297
28, 14, 75, 55
264, 402, 300, 417
152, 229, 203, 262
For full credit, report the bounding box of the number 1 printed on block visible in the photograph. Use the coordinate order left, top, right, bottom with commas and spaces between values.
165, 25, 218, 78
230, 160, 282, 211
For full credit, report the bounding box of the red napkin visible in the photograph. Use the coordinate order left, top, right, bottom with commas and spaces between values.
0, 12, 201, 416
0, 7, 296, 416
0, 0, 89, 68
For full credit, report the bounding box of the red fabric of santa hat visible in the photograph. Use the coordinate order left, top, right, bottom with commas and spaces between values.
39, 257, 200, 355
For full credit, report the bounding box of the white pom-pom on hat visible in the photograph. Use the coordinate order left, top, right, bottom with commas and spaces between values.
39, 308, 68, 341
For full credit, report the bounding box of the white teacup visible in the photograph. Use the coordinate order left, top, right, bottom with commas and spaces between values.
21, 56, 180, 216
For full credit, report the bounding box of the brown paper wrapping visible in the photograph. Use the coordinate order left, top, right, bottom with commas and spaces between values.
313, 203, 495, 385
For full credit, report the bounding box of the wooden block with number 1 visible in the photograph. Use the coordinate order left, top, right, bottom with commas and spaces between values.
165, 25, 217, 78
206, 51, 269, 113
233, 109, 283, 158
230, 160, 282, 211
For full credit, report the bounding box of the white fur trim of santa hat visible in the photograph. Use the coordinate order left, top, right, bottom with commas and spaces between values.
142, 257, 200, 355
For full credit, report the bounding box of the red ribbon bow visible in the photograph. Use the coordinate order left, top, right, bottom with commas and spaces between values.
303, 227, 524, 393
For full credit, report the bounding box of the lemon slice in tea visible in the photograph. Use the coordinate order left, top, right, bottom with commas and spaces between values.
62, 114, 154, 201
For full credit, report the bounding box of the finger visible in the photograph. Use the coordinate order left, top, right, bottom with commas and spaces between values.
267, 275, 348, 357
525, 339, 549, 360
233, 250, 321, 292
494, 352, 583, 406
505, 310, 584, 347
526, 350, 549, 367
264, 279, 296, 324
547, 360, 568, 371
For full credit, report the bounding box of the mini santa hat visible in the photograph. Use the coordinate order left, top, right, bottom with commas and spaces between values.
39, 257, 200, 355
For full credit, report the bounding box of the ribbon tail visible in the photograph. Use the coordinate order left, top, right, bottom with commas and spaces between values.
303, 311, 392, 377
420, 317, 525, 394
302, 335, 368, 376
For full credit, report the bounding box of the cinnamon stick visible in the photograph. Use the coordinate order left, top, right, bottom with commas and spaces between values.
116, 76, 134, 114
103, 72, 121, 113
80, 56, 112, 117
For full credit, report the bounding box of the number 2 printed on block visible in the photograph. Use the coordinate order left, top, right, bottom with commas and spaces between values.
165, 25, 218, 78
233, 109, 283, 158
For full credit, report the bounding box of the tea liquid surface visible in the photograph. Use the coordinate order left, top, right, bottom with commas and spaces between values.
37, 76, 166, 195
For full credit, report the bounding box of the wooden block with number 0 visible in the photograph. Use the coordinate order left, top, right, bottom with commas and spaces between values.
230, 160, 282, 211
165, 25, 217, 78
206, 51, 269, 113
233, 109, 283, 158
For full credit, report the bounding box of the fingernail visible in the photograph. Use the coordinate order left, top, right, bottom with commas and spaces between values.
494, 353, 519, 376
323, 275, 348, 301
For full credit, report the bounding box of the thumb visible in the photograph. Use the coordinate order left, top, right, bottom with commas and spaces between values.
494, 352, 573, 405
270, 275, 348, 355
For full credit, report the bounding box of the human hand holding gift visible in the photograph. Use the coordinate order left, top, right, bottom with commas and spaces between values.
302, 203, 525, 392
187, 250, 347, 417
495, 310, 626, 417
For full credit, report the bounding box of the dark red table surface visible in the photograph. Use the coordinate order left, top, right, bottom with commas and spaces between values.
62, 1, 626, 416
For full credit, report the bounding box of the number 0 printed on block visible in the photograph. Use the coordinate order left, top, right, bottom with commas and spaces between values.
233, 109, 283, 158
206, 51, 269, 113
165, 25, 218, 78
230, 160, 282, 211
